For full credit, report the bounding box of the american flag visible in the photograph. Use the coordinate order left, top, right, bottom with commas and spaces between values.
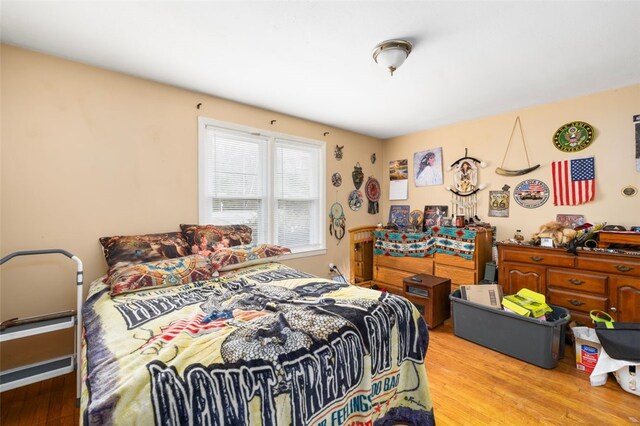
551, 157, 595, 206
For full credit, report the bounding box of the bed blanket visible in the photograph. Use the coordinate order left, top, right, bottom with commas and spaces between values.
81, 262, 435, 425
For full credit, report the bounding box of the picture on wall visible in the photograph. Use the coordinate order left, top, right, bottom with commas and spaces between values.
389, 159, 409, 200
556, 214, 585, 228
488, 190, 510, 217
423, 205, 448, 230
413, 147, 443, 186
388, 205, 410, 230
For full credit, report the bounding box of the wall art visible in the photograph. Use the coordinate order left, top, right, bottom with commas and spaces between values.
496, 116, 540, 176
634, 114, 639, 172
389, 159, 408, 200
388, 205, 410, 230
551, 157, 595, 206
348, 190, 363, 211
334, 145, 344, 160
488, 190, 510, 217
513, 179, 550, 208
352, 162, 364, 189
331, 172, 342, 187
413, 147, 443, 186
329, 202, 345, 244
553, 121, 595, 152
556, 214, 585, 228
365, 177, 380, 214
423, 205, 448, 230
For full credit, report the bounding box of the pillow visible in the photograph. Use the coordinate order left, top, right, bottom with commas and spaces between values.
99, 232, 190, 268
180, 224, 253, 255
208, 243, 291, 272
108, 254, 213, 296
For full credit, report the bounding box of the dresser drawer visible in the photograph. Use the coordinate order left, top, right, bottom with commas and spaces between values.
547, 269, 607, 294
374, 265, 414, 288
501, 247, 574, 267
435, 264, 477, 286
434, 252, 475, 269
375, 255, 434, 274
576, 256, 640, 278
547, 288, 607, 313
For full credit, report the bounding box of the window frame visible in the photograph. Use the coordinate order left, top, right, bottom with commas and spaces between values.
198, 116, 327, 259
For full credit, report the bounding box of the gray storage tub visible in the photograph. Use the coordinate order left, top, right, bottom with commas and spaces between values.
450, 290, 570, 369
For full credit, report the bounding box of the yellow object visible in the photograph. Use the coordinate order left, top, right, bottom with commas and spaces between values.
502, 288, 552, 318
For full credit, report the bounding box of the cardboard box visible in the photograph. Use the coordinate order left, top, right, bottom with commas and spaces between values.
460, 284, 503, 309
572, 326, 602, 374
502, 288, 552, 318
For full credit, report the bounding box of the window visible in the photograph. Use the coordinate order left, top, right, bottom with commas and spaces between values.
198, 117, 326, 256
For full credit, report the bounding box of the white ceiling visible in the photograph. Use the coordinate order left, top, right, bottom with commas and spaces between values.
2, 1, 640, 139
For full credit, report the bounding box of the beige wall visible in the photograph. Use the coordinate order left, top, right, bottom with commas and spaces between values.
0, 45, 382, 367
382, 84, 640, 243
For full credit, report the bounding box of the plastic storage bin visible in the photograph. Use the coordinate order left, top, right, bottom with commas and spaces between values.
450, 290, 570, 369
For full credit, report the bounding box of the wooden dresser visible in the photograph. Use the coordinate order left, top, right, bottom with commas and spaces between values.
371, 227, 493, 294
498, 243, 640, 325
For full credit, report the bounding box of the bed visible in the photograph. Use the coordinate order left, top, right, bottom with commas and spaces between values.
81, 227, 435, 425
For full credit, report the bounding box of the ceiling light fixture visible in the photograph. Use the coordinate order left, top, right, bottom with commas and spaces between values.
372, 39, 413, 76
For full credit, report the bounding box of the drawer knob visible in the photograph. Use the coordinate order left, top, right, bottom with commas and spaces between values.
568, 279, 585, 285
568, 299, 586, 306
529, 256, 544, 262
610, 307, 617, 313
614, 265, 633, 273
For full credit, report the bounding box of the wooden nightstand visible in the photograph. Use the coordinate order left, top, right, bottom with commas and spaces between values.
403, 274, 451, 329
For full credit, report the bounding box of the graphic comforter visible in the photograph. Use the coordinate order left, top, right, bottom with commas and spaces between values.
81, 262, 435, 425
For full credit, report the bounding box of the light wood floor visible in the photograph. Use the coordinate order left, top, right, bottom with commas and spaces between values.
1, 319, 638, 425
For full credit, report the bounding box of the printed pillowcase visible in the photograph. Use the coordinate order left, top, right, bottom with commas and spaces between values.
209, 244, 291, 272
180, 224, 253, 255
108, 254, 213, 296
99, 232, 190, 268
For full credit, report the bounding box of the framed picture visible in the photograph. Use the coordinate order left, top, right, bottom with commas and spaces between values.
540, 237, 555, 248
388, 205, 410, 229
413, 147, 443, 186
556, 214, 585, 228
422, 205, 448, 230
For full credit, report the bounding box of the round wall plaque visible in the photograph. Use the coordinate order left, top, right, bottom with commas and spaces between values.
513, 179, 550, 208
553, 121, 594, 152
622, 185, 638, 197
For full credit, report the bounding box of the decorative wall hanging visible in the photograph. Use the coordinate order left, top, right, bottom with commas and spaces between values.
389, 159, 408, 200
496, 116, 540, 176
413, 147, 444, 186
622, 185, 637, 197
445, 149, 488, 223
553, 121, 595, 152
408, 209, 424, 232
329, 202, 346, 244
334, 145, 344, 160
388, 205, 410, 230
331, 172, 342, 187
513, 179, 550, 208
371, 153, 377, 164
556, 214, 585, 228
422, 205, 448, 230
365, 177, 380, 214
488, 190, 510, 217
551, 157, 595, 206
352, 162, 364, 189
348, 190, 363, 211
634, 114, 640, 172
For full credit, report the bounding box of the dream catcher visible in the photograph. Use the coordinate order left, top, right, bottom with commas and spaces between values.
365, 177, 380, 214
445, 149, 488, 224
329, 202, 346, 244
352, 162, 364, 190
408, 209, 424, 232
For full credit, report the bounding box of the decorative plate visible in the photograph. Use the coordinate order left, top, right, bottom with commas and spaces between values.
365, 177, 381, 202
331, 172, 342, 187
348, 190, 363, 211
622, 185, 638, 197
513, 179, 550, 208
553, 121, 594, 152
